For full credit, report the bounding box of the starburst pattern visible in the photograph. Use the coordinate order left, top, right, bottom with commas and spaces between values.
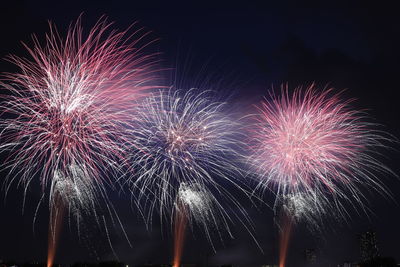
127, 89, 250, 237
249, 84, 392, 221
0, 16, 156, 220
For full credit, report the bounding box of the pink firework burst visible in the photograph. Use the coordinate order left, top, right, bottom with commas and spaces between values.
250, 84, 392, 220
0, 16, 157, 214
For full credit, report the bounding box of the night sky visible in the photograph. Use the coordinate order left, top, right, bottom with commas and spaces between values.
1, 1, 400, 266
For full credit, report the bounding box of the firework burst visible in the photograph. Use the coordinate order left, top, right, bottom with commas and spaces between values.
127, 89, 253, 242
249, 84, 393, 222
0, 16, 157, 236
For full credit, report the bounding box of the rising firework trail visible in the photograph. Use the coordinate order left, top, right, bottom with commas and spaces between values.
173, 192, 188, 267
127, 89, 258, 261
47, 193, 64, 267
0, 16, 157, 264
248, 84, 394, 266
278, 211, 293, 267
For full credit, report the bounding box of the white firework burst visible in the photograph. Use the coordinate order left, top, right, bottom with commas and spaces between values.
175, 182, 231, 245
50, 164, 97, 219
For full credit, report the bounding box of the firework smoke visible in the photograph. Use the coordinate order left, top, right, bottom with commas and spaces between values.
0, 16, 157, 263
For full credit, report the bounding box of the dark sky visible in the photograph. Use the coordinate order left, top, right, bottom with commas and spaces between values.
1, 1, 400, 266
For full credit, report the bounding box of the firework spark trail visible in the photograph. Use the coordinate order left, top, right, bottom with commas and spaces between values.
127, 89, 258, 249
47, 193, 64, 267
278, 212, 293, 267
249, 84, 393, 224
173, 197, 188, 267
0, 16, 157, 263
